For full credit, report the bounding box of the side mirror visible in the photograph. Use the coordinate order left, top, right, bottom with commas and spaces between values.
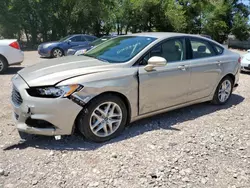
247, 49, 250, 53
144, 56, 167, 72
67, 40, 72, 44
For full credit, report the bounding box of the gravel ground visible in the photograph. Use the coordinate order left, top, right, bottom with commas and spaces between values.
0, 51, 250, 188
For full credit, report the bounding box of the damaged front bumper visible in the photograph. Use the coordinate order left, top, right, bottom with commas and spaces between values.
11, 74, 83, 137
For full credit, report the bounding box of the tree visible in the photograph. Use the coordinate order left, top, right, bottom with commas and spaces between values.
0, 0, 249, 47
231, 13, 250, 41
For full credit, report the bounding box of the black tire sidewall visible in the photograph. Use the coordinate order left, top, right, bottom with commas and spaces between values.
0, 57, 8, 74
213, 76, 233, 105
77, 95, 127, 142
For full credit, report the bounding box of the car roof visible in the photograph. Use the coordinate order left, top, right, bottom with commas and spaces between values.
127, 32, 223, 47
128, 32, 216, 41
71, 34, 95, 37
128, 32, 194, 39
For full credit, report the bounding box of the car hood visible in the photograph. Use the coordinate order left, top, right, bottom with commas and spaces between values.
39, 41, 61, 47
18, 56, 114, 87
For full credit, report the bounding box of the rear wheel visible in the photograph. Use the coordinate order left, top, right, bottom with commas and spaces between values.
51, 48, 63, 58
212, 76, 233, 105
0, 56, 8, 74
77, 94, 127, 142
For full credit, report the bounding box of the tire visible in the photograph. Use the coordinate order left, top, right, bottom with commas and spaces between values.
0, 56, 8, 74
51, 48, 64, 58
212, 76, 233, 105
77, 94, 127, 143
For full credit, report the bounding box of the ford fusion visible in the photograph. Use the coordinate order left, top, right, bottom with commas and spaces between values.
11, 33, 240, 142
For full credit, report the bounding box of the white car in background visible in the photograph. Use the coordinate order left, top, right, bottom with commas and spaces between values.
0, 39, 24, 74
241, 49, 250, 72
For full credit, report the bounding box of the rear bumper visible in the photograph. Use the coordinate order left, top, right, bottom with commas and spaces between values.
8, 50, 24, 65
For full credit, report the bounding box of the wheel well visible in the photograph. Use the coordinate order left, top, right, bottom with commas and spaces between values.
224, 73, 235, 84
72, 91, 132, 134
0, 54, 8, 65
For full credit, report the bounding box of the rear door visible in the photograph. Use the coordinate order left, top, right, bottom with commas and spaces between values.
187, 37, 223, 101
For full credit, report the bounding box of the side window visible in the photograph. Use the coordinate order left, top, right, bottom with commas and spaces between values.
213, 44, 224, 55
70, 36, 82, 42
85, 36, 96, 41
80, 36, 87, 42
190, 39, 216, 59
150, 38, 186, 63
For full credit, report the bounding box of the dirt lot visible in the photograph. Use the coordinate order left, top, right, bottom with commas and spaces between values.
0, 51, 250, 188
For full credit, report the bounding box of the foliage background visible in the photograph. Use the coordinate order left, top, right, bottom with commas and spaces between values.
0, 0, 249, 47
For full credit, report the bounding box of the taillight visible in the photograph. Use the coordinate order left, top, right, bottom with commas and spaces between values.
9, 41, 20, 50
238, 57, 241, 63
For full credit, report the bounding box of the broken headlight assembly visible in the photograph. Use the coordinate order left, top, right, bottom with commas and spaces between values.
27, 84, 83, 98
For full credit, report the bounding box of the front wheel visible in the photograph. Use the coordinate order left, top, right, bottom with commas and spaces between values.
77, 94, 128, 142
212, 76, 233, 105
51, 48, 63, 58
0, 56, 8, 74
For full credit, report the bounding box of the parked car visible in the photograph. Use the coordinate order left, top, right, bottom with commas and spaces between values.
0, 39, 24, 74
241, 49, 250, 72
38, 34, 97, 58
12, 32, 240, 142
66, 36, 115, 56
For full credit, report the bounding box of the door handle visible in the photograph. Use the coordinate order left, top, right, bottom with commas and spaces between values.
217, 60, 223, 66
178, 65, 186, 71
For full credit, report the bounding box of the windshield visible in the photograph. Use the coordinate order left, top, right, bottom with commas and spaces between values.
85, 36, 156, 63
58, 35, 71, 42
91, 36, 113, 46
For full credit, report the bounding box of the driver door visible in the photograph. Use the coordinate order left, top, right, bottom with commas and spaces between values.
138, 38, 191, 115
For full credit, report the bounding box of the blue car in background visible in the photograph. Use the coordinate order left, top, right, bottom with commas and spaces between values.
66, 36, 115, 56
38, 34, 97, 58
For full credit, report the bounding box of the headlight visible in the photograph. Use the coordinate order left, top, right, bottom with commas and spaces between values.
27, 84, 83, 98
75, 49, 87, 56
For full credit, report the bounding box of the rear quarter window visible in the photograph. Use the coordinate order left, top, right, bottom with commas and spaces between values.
213, 44, 224, 55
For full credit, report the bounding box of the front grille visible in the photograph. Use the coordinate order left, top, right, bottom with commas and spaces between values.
11, 86, 23, 106
244, 66, 250, 71
25, 118, 56, 129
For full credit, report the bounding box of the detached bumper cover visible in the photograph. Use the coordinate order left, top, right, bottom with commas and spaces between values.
11, 75, 82, 136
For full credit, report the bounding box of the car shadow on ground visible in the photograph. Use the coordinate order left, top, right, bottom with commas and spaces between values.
2, 67, 24, 75
40, 56, 52, 59
3, 94, 244, 151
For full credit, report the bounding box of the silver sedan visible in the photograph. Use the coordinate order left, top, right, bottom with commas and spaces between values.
11, 32, 241, 142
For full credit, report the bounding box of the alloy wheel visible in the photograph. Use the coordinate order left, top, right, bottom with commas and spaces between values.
89, 102, 123, 138
53, 49, 63, 57
0, 60, 3, 72
218, 79, 232, 103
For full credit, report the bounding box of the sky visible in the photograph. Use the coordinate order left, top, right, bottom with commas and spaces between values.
242, 0, 250, 6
